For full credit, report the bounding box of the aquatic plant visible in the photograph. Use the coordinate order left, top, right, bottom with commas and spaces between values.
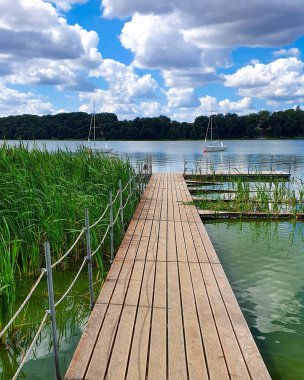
0, 144, 142, 342
194, 176, 304, 216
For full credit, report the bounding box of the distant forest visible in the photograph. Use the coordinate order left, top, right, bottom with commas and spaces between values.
0, 108, 304, 140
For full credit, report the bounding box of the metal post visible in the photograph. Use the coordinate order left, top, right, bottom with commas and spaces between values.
270, 155, 273, 172
248, 158, 250, 174
119, 180, 124, 236
289, 157, 292, 175
44, 242, 62, 380
228, 159, 231, 175
150, 155, 153, 175
133, 173, 136, 199
129, 170, 132, 195
84, 209, 94, 311
139, 163, 142, 195
109, 191, 114, 263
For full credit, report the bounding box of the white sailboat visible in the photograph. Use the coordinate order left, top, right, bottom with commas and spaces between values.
87, 100, 112, 154
203, 106, 228, 153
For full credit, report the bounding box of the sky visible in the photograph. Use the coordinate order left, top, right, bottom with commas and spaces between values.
0, 0, 304, 121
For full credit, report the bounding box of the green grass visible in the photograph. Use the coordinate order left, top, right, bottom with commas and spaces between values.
0, 144, 141, 341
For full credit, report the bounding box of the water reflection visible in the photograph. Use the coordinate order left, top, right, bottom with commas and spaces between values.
0, 268, 95, 380
205, 221, 304, 380
1, 140, 304, 176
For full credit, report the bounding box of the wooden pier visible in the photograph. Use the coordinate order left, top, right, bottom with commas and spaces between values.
65, 173, 270, 380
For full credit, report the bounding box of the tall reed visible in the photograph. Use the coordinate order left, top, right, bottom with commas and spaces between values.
0, 144, 140, 339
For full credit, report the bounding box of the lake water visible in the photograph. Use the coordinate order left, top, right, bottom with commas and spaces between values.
2, 139, 304, 175
205, 221, 304, 380
1, 139, 304, 379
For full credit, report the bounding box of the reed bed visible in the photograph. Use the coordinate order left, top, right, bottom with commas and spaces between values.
0, 144, 140, 340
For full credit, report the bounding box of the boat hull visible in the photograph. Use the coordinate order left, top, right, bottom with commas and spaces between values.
204, 146, 228, 152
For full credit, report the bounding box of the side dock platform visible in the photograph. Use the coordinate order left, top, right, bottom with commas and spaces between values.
65, 173, 270, 380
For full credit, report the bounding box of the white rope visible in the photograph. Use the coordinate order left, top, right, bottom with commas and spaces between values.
91, 225, 111, 257
113, 207, 121, 225
12, 312, 49, 380
54, 257, 88, 308
0, 269, 46, 339
112, 188, 120, 205
122, 176, 133, 192
90, 177, 135, 229
51, 228, 86, 269
90, 203, 110, 229
122, 187, 137, 210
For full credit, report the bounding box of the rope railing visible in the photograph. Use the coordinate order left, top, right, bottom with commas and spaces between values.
4, 155, 153, 380
91, 225, 111, 257
51, 227, 86, 269
0, 269, 46, 339
89, 203, 110, 229
54, 257, 88, 308
11, 312, 49, 380
184, 157, 292, 176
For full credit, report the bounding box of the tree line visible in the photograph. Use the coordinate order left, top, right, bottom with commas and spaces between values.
0, 108, 303, 140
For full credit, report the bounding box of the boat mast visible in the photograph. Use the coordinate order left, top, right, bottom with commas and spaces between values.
93, 99, 96, 145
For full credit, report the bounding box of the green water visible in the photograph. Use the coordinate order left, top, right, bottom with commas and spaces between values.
205, 221, 304, 380
0, 267, 100, 380
2, 222, 304, 379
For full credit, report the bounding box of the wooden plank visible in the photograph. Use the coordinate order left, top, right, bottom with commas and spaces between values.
85, 304, 123, 379
105, 305, 137, 379
182, 221, 199, 262
126, 306, 152, 380
65, 303, 108, 380
189, 262, 229, 380
178, 261, 209, 379
167, 221, 177, 262
175, 221, 188, 262
167, 261, 188, 379
200, 263, 251, 379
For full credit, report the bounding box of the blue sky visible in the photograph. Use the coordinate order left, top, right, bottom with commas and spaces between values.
0, 0, 304, 121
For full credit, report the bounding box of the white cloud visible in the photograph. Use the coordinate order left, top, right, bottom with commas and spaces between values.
105, 0, 304, 89
273, 48, 300, 57
0, 85, 54, 115
166, 88, 200, 108
0, 0, 102, 91
91, 59, 157, 99
225, 57, 304, 103
49, 0, 89, 11
79, 90, 164, 120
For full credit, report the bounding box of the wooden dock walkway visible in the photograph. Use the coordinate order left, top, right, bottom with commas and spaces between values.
65, 173, 270, 380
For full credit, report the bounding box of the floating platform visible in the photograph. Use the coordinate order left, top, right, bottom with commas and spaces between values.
65, 173, 270, 380
186, 170, 290, 181
189, 187, 236, 194
198, 209, 304, 220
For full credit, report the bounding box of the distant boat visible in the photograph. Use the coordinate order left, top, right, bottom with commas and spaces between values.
203, 106, 228, 153
82, 100, 113, 154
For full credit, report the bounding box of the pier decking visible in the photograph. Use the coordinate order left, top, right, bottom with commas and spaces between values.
65, 173, 270, 380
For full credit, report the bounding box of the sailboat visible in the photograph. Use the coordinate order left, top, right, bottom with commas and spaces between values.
86, 100, 112, 154
203, 106, 228, 152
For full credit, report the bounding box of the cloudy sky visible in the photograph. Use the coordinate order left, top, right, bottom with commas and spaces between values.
0, 0, 304, 120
